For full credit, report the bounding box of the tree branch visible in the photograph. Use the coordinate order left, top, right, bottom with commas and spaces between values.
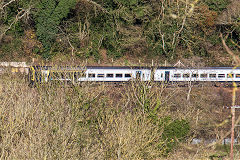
230, 39, 240, 49
206, 115, 240, 148
83, 0, 109, 14
0, 7, 31, 41
220, 33, 240, 64
0, 0, 16, 10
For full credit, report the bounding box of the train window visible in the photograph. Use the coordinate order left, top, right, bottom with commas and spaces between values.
88, 74, 95, 78
106, 74, 113, 78
66, 72, 72, 79
173, 74, 181, 78
125, 74, 132, 78
116, 74, 123, 78
80, 73, 86, 78
183, 74, 190, 78
209, 74, 216, 78
200, 74, 207, 78
236, 74, 240, 78
192, 74, 199, 78
65, 73, 70, 79
218, 74, 225, 78
227, 74, 234, 78
97, 74, 104, 78
51, 72, 60, 78
75, 72, 86, 78
61, 72, 66, 78
161, 73, 163, 78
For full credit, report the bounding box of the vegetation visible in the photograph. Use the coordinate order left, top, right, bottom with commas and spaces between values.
0, 74, 240, 159
0, 0, 239, 158
0, 0, 239, 63
35, 0, 76, 58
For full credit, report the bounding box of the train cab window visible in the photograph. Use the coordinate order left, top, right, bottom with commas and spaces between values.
209, 74, 216, 78
106, 74, 113, 78
88, 74, 95, 78
125, 74, 132, 78
236, 74, 240, 78
192, 74, 199, 78
173, 74, 181, 78
97, 74, 104, 78
218, 74, 225, 78
183, 74, 190, 78
200, 74, 207, 78
116, 74, 123, 78
227, 74, 234, 78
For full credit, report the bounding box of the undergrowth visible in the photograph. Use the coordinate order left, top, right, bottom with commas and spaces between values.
0, 75, 239, 159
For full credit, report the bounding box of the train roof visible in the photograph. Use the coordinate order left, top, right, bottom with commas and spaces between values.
32, 65, 240, 70
33, 66, 151, 70
156, 67, 240, 70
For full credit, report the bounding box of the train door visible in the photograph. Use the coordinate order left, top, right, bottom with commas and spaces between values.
136, 71, 142, 80
74, 72, 79, 84
165, 71, 170, 82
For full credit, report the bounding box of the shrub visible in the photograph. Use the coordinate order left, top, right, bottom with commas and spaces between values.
161, 117, 190, 154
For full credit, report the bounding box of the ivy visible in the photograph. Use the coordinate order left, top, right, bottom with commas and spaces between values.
204, 0, 230, 13
35, 0, 76, 58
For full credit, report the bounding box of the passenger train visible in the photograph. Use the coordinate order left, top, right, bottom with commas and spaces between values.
29, 66, 240, 86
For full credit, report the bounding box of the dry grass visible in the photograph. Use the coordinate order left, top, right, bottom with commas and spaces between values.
0, 74, 240, 159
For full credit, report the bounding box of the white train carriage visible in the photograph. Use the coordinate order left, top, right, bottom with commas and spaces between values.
33, 66, 152, 83
29, 66, 240, 87
78, 66, 151, 82
154, 67, 240, 82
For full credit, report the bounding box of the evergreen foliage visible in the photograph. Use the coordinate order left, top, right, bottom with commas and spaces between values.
0, 0, 238, 61
35, 0, 76, 58
161, 117, 190, 154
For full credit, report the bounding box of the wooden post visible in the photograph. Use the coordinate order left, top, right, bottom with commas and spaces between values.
230, 107, 235, 160
223, 105, 240, 160
230, 82, 237, 160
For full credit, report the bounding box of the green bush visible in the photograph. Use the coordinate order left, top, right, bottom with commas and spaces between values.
160, 117, 190, 154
